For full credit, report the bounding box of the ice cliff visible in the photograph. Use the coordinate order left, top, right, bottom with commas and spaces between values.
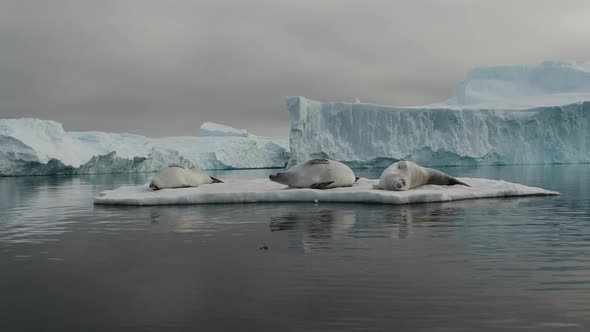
287, 61, 590, 167
0, 119, 288, 176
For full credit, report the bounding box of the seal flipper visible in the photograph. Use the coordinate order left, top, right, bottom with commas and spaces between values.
210, 176, 223, 184
449, 177, 470, 187
309, 181, 334, 189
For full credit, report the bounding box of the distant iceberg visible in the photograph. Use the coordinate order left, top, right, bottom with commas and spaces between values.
287, 61, 590, 167
198, 122, 250, 138
0, 119, 289, 176
446, 60, 590, 109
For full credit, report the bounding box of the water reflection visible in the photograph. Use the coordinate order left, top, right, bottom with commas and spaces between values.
0, 174, 149, 244
266, 201, 495, 253
270, 208, 356, 252
146, 205, 258, 234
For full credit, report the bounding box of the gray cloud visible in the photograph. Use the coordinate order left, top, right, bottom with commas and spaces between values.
1, 0, 589, 138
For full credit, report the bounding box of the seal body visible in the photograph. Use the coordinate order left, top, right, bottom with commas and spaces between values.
269, 158, 357, 189
373, 161, 470, 191
149, 165, 222, 190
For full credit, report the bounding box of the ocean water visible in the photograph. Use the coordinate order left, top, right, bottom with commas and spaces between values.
1, 165, 590, 331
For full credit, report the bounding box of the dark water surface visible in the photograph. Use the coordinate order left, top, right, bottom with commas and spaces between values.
1, 165, 590, 331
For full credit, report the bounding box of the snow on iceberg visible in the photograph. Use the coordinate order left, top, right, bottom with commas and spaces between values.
93, 177, 559, 206
0, 118, 289, 176
287, 61, 590, 167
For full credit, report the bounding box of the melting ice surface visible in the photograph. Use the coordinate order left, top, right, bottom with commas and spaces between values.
0, 119, 288, 176
288, 61, 590, 167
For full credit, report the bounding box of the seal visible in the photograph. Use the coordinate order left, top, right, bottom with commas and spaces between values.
373, 160, 470, 191
149, 165, 223, 190
269, 158, 358, 189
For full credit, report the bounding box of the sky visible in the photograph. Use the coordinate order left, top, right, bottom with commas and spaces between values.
0, 0, 589, 138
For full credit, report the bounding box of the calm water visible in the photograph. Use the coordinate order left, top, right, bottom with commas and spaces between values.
1, 165, 590, 331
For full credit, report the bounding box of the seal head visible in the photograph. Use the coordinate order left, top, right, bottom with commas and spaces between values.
381, 161, 410, 190
374, 160, 470, 191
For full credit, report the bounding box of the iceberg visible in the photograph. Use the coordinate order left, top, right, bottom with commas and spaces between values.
94, 177, 559, 206
198, 122, 250, 138
0, 119, 289, 176
287, 61, 590, 167
447, 60, 590, 109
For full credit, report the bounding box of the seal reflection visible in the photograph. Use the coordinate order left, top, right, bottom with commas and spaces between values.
270, 209, 356, 252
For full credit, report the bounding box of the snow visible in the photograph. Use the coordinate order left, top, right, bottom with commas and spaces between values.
287, 61, 590, 167
198, 122, 249, 138
0, 118, 289, 176
94, 177, 559, 206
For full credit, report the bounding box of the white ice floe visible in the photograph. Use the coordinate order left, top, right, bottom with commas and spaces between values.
94, 178, 559, 206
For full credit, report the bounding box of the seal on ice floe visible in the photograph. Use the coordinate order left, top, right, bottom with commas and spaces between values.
373, 161, 470, 191
269, 158, 358, 189
149, 165, 223, 190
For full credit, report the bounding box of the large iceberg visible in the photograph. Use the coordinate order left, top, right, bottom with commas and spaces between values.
0, 119, 289, 176
287, 61, 590, 167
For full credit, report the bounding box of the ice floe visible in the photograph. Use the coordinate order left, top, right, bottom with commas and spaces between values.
94, 177, 559, 206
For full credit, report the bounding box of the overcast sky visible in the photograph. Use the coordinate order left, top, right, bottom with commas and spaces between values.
1, 0, 589, 138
